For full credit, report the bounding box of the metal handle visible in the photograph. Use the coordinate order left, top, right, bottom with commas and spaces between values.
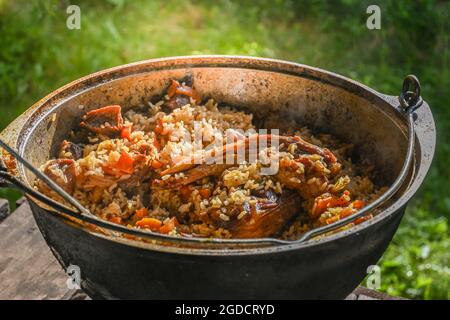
0, 169, 81, 217
0, 139, 90, 216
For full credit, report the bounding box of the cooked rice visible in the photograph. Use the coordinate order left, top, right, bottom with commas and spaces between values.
36, 81, 386, 240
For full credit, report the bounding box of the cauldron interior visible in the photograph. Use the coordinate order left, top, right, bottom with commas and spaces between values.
20, 65, 408, 190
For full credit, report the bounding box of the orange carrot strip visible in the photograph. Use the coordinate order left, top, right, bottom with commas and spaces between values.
136, 217, 162, 230
339, 207, 356, 219
354, 214, 373, 225
109, 216, 122, 224
325, 215, 340, 225
167, 80, 180, 98
116, 150, 134, 174
313, 196, 333, 216
159, 217, 178, 234
134, 208, 149, 220
121, 123, 133, 140
352, 200, 365, 209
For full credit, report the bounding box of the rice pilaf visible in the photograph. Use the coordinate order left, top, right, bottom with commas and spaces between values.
36, 79, 386, 240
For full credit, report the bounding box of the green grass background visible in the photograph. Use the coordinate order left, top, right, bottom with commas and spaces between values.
0, 0, 448, 299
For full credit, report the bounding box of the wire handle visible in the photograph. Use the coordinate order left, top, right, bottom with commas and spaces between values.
0, 139, 89, 216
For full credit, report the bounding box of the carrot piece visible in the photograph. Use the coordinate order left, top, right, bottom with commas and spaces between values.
313, 196, 332, 216
354, 214, 373, 225
116, 150, 134, 174
134, 208, 149, 220
151, 159, 163, 169
154, 123, 164, 134
339, 207, 356, 219
175, 85, 201, 102
121, 123, 133, 140
325, 215, 340, 225
109, 216, 122, 224
352, 200, 365, 209
329, 191, 350, 208
167, 80, 180, 98
312, 191, 352, 217
159, 217, 178, 234
167, 79, 201, 101
199, 188, 211, 199
136, 217, 162, 230
153, 138, 161, 150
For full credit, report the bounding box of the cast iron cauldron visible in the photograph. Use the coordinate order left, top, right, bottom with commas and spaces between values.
0, 56, 435, 299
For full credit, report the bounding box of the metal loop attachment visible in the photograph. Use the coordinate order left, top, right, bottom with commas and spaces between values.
399, 74, 423, 113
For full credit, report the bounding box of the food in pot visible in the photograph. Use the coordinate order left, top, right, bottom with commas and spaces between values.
36, 79, 386, 239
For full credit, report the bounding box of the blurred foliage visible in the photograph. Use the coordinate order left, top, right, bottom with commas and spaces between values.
0, 0, 448, 298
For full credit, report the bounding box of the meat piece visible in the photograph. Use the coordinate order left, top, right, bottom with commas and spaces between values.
160, 134, 339, 177
110, 154, 152, 197
206, 190, 300, 238
80, 105, 124, 135
79, 174, 116, 189
158, 134, 268, 176
166, 95, 191, 110
118, 167, 152, 198
278, 135, 338, 167
156, 133, 340, 200
152, 164, 232, 189
59, 140, 83, 160
81, 153, 151, 191
41, 159, 77, 194
276, 157, 329, 199
165, 79, 201, 110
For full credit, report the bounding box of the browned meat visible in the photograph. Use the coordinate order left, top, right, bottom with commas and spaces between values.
165, 80, 201, 110
41, 159, 77, 194
152, 164, 232, 189
166, 95, 191, 110
276, 157, 330, 199
78, 153, 151, 192
59, 140, 83, 160
279, 135, 338, 166
160, 134, 339, 176
118, 167, 152, 196
205, 190, 300, 238
107, 153, 152, 195
156, 134, 340, 200
80, 105, 124, 135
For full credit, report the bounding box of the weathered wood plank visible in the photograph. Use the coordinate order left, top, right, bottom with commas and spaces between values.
0, 198, 10, 222
352, 287, 406, 300
0, 201, 78, 299
15, 196, 27, 208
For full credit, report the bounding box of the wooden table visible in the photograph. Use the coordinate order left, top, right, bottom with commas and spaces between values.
0, 198, 404, 300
